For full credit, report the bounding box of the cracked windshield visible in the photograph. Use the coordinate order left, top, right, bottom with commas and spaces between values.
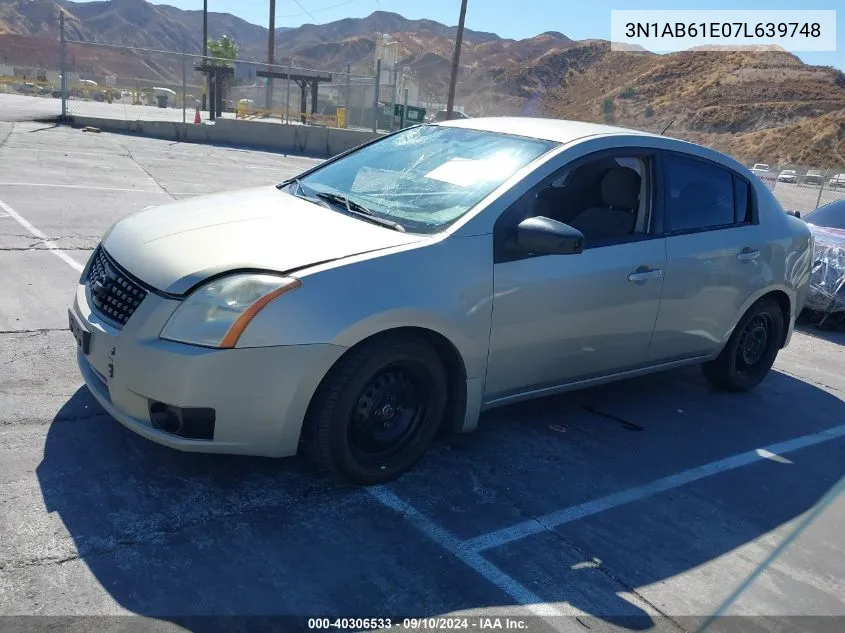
294, 125, 555, 232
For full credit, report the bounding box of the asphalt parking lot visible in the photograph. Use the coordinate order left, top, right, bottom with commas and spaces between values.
1, 119, 844, 633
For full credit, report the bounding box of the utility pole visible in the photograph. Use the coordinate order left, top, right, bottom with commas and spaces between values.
202, 0, 208, 112
390, 61, 398, 131
345, 61, 351, 120
445, 0, 468, 120
59, 10, 67, 117
267, 0, 275, 111
285, 58, 292, 124
372, 58, 381, 133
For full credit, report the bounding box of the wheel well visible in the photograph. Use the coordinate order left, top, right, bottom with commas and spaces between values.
759, 290, 791, 348
311, 327, 468, 436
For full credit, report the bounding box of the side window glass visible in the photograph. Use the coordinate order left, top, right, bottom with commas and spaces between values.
526, 155, 651, 245
665, 154, 735, 232
733, 176, 752, 224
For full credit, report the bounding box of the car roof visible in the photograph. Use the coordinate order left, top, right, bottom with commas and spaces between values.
433, 116, 659, 144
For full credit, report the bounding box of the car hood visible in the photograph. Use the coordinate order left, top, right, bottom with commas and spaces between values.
101, 186, 424, 295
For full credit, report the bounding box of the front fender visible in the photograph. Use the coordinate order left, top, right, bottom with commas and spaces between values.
235, 234, 495, 381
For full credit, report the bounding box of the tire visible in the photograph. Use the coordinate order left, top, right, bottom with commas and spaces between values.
701, 298, 785, 392
304, 335, 448, 485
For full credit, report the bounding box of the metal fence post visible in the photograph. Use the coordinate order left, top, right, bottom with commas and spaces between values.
401, 87, 408, 129
815, 169, 829, 210
59, 11, 67, 117
373, 58, 381, 133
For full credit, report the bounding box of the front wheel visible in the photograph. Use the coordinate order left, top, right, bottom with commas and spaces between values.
701, 297, 785, 392
304, 335, 448, 485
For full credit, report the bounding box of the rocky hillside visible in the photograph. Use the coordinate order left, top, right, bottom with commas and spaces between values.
531, 43, 845, 166
1, 0, 844, 166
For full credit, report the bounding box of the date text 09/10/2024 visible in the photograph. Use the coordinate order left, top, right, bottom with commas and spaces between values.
307, 617, 529, 630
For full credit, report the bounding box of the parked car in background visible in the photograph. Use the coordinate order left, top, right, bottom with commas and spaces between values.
800, 199, 845, 324
433, 109, 471, 122
828, 174, 845, 189
804, 199, 845, 231
69, 118, 813, 484
802, 169, 825, 185
750, 163, 771, 175
777, 169, 798, 183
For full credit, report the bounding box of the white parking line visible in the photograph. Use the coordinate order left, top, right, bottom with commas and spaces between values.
464, 423, 845, 553
0, 197, 84, 272
0, 182, 161, 193
367, 486, 575, 628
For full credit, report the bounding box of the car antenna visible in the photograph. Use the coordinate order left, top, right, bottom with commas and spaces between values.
659, 118, 675, 136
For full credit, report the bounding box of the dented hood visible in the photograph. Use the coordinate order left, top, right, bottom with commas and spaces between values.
101, 186, 423, 294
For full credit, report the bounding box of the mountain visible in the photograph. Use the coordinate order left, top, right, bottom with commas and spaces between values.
1, 1, 500, 57
1, 0, 844, 166
533, 43, 845, 165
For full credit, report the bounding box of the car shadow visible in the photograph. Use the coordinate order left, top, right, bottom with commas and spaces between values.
796, 321, 845, 346
36, 366, 845, 631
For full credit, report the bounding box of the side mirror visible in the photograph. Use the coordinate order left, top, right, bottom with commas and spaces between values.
507, 216, 584, 256
788, 210, 801, 219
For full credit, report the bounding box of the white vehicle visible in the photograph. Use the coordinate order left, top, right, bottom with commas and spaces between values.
802, 170, 825, 185
777, 169, 798, 183
751, 164, 777, 191
68, 117, 813, 484
828, 174, 845, 189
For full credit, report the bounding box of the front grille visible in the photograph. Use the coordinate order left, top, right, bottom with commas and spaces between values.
86, 247, 150, 327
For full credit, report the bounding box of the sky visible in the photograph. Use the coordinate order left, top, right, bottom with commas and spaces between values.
139, 0, 843, 69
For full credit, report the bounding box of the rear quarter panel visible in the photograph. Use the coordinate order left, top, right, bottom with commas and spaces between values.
732, 180, 813, 345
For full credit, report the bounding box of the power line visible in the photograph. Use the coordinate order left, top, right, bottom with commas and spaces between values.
277, 0, 356, 18
291, 0, 317, 22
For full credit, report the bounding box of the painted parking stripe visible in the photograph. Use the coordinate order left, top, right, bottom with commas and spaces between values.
368, 485, 579, 628
0, 182, 160, 193
0, 197, 84, 272
464, 423, 845, 553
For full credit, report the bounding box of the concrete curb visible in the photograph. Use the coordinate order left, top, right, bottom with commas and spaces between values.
66, 115, 383, 157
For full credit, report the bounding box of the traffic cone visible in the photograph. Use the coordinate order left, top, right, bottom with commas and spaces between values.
194, 107, 201, 125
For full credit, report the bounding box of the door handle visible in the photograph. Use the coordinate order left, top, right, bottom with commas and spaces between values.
737, 248, 760, 262
628, 268, 663, 282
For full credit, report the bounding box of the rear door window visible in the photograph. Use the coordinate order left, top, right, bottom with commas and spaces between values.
664, 154, 737, 232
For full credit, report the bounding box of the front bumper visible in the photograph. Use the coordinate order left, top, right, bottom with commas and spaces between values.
71, 281, 346, 457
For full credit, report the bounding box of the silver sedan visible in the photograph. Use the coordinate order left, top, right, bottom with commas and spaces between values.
69, 118, 813, 484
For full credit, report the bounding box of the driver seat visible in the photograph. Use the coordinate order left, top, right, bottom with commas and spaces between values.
568, 167, 641, 241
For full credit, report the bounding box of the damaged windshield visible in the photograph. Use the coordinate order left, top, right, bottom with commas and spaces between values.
289, 124, 557, 233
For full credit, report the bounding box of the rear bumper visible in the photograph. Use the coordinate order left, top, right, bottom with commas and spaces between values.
72, 282, 346, 457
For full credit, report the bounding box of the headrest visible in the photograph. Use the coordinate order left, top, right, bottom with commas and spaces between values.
601, 167, 641, 210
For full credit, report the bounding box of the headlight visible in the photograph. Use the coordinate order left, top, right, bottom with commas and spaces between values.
160, 273, 301, 348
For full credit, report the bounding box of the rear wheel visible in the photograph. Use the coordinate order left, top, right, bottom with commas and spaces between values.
701, 298, 785, 392
304, 335, 448, 485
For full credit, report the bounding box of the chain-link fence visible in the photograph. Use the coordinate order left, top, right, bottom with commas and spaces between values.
744, 162, 845, 214
52, 39, 387, 133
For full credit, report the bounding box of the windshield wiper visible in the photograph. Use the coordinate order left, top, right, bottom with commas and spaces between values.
277, 177, 302, 195
315, 191, 406, 232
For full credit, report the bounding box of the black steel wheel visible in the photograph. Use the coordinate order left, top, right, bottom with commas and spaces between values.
304, 335, 448, 485
702, 297, 785, 392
